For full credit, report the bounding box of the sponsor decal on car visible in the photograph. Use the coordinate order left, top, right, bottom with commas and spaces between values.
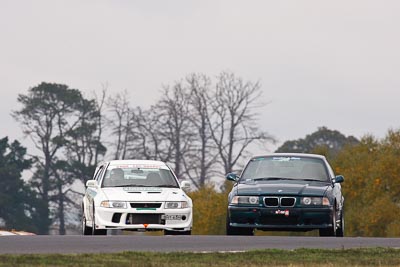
116, 165, 164, 169
123, 187, 163, 192
87, 188, 97, 198
275, 209, 290, 217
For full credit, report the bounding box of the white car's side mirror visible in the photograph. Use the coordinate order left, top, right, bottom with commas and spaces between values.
180, 181, 191, 190
86, 180, 98, 188
181, 181, 192, 190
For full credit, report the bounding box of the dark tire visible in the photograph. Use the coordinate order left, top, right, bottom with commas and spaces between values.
319, 206, 337, 237
226, 214, 254, 236
94, 229, 107, 235
92, 205, 107, 236
164, 230, 191, 235
82, 211, 92, 236
336, 209, 345, 237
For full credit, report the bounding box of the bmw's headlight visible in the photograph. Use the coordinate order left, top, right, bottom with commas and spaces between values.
230, 196, 259, 205
100, 201, 127, 209
165, 201, 188, 209
301, 197, 330, 206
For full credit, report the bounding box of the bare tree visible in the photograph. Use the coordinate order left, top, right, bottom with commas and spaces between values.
102, 72, 274, 189
93, 85, 108, 165
127, 107, 171, 161
106, 90, 134, 160
185, 74, 219, 187
155, 83, 196, 180
207, 72, 275, 175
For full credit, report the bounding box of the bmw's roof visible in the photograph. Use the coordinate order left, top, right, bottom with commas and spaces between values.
250, 153, 326, 160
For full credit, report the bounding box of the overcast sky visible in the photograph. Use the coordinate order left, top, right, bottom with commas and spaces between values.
1, 0, 399, 154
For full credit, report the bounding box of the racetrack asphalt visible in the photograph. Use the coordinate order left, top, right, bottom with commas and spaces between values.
0, 235, 400, 254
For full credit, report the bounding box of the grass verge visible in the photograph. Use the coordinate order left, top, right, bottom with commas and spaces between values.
1, 247, 399, 267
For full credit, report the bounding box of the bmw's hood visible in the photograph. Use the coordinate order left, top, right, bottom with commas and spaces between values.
100, 187, 188, 202
236, 180, 330, 196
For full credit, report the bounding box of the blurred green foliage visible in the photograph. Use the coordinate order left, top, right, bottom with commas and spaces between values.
333, 129, 400, 237
188, 185, 229, 235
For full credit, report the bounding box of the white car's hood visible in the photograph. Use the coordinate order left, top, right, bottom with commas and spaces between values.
100, 187, 189, 202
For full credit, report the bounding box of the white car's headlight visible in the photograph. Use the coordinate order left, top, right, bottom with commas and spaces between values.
230, 196, 259, 205
100, 201, 127, 209
165, 201, 189, 209
301, 197, 330, 206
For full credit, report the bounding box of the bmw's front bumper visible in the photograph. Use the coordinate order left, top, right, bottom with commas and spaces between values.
228, 205, 333, 231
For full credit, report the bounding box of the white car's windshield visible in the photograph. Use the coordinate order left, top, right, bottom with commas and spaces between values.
102, 165, 179, 188
240, 156, 329, 182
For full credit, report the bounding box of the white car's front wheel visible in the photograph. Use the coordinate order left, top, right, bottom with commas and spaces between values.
92, 205, 107, 236
164, 230, 191, 235
82, 212, 91, 236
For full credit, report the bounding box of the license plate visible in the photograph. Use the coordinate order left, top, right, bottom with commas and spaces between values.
275, 210, 290, 216
165, 215, 182, 220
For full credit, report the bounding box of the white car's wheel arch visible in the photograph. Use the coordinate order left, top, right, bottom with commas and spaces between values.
82, 196, 93, 226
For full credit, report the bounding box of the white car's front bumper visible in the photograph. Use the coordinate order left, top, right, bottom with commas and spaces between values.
95, 205, 192, 231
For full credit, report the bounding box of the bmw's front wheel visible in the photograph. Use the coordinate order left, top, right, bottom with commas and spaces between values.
319, 207, 337, 237
336, 209, 345, 237
226, 214, 254, 236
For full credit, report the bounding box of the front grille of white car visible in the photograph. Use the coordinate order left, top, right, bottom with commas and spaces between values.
130, 203, 162, 208
126, 214, 165, 225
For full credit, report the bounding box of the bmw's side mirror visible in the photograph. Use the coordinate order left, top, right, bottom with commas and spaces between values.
86, 180, 98, 188
180, 181, 191, 190
226, 173, 239, 182
334, 175, 344, 183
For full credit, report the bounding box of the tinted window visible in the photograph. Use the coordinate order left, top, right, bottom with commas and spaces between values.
94, 166, 105, 181
240, 156, 329, 182
102, 165, 179, 188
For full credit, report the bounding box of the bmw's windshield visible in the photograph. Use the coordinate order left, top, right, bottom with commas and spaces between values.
240, 156, 330, 183
102, 165, 179, 188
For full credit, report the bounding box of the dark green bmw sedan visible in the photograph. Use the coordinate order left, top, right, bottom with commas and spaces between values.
226, 153, 344, 237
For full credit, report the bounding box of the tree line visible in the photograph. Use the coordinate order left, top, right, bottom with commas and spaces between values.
1, 72, 274, 234
2, 73, 399, 237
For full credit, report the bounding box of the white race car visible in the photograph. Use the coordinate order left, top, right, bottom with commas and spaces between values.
82, 160, 193, 235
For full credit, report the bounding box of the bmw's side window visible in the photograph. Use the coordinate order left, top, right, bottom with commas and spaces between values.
326, 163, 335, 179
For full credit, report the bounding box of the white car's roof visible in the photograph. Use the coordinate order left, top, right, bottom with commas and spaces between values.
108, 160, 168, 167
251, 153, 327, 160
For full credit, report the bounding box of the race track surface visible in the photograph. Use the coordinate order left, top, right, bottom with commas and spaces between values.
1, 235, 400, 254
